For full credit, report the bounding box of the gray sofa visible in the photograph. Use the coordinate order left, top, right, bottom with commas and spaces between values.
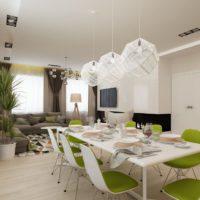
13, 112, 69, 136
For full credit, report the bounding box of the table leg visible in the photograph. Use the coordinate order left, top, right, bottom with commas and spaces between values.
143, 167, 147, 200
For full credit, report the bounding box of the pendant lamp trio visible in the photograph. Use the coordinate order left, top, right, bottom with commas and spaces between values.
81, 0, 159, 87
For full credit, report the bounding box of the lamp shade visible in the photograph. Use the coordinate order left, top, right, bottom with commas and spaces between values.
81, 60, 99, 87
121, 38, 159, 77
98, 51, 125, 83
70, 93, 82, 103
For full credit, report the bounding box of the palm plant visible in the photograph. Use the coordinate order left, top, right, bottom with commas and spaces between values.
0, 68, 20, 144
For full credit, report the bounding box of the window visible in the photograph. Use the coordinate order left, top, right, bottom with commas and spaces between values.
11, 65, 44, 113
66, 79, 88, 112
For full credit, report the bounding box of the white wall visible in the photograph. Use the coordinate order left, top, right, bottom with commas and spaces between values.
97, 57, 172, 114
97, 74, 134, 112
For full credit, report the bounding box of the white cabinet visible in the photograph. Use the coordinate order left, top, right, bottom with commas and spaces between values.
172, 71, 200, 134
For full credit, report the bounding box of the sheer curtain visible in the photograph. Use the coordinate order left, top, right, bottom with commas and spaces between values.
66, 79, 88, 122
11, 65, 44, 113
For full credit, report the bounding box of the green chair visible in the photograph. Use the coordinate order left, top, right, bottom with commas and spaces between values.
162, 178, 200, 200
68, 119, 86, 144
80, 144, 138, 198
151, 124, 162, 133
125, 121, 136, 128
69, 120, 83, 126
60, 134, 103, 197
163, 129, 200, 187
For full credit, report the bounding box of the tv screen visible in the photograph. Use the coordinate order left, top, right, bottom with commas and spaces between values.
100, 88, 117, 107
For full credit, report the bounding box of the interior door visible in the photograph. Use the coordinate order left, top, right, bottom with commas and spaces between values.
172, 71, 200, 134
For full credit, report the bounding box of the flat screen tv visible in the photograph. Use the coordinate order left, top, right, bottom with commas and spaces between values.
100, 88, 117, 107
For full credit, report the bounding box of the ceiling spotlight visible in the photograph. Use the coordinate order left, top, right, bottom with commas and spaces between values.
5, 42, 13, 48
178, 28, 200, 37
6, 15, 18, 27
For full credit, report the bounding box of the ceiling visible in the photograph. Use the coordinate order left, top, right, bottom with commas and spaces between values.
0, 0, 200, 69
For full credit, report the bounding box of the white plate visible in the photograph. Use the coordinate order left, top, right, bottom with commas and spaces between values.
160, 133, 180, 138
120, 138, 140, 144
69, 125, 82, 128
126, 127, 136, 130
174, 143, 191, 149
84, 129, 102, 133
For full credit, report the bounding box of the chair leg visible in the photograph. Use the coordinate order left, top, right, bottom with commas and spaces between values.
128, 164, 135, 176
192, 168, 198, 180
153, 164, 162, 176
75, 171, 80, 200
161, 167, 173, 192
92, 189, 98, 200
58, 155, 64, 183
64, 168, 74, 192
51, 154, 59, 175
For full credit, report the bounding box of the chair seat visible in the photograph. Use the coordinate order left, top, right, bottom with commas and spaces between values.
59, 146, 81, 154
164, 153, 200, 168
163, 178, 200, 200
75, 156, 103, 168
67, 135, 86, 144
103, 171, 138, 194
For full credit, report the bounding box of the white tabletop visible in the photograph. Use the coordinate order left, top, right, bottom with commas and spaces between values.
60, 127, 200, 168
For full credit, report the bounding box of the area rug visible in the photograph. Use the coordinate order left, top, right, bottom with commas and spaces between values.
18, 134, 53, 157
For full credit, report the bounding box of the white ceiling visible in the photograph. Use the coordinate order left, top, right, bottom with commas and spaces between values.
0, 0, 200, 69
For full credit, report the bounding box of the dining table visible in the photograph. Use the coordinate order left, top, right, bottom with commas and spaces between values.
58, 126, 200, 200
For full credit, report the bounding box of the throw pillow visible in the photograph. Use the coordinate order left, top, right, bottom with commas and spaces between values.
57, 115, 66, 124
45, 116, 57, 123
29, 116, 42, 125
16, 117, 30, 125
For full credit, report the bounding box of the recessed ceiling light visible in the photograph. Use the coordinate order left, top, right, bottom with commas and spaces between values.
4, 57, 10, 61
90, 10, 96, 14
5, 42, 13, 48
179, 28, 200, 37
6, 15, 18, 27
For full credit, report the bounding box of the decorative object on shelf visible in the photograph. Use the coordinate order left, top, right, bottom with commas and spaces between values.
71, 93, 82, 119
98, 0, 125, 83
81, 10, 99, 87
48, 57, 81, 85
121, 0, 159, 77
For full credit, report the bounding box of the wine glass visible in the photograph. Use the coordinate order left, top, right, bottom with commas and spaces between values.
143, 123, 152, 144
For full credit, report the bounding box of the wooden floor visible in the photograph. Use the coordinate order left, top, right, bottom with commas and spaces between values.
0, 152, 198, 200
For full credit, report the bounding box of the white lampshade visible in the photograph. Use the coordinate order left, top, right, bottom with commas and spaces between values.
70, 93, 82, 103
81, 60, 99, 87
121, 38, 159, 77
98, 51, 125, 83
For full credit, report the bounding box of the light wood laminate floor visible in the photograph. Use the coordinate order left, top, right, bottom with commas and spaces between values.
0, 153, 198, 200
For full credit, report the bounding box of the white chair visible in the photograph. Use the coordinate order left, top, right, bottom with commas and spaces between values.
60, 134, 84, 199
80, 144, 138, 199
42, 127, 65, 183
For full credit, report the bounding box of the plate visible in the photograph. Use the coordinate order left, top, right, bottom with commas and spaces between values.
174, 143, 191, 149
126, 127, 136, 130
160, 133, 181, 139
69, 125, 83, 128
120, 138, 140, 144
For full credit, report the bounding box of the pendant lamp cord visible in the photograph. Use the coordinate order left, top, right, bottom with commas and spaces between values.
92, 12, 96, 61
138, 0, 141, 45
111, 0, 114, 53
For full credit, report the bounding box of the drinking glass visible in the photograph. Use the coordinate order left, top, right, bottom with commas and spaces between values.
151, 131, 160, 147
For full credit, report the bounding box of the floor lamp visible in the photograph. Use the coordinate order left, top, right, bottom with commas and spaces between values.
71, 93, 82, 119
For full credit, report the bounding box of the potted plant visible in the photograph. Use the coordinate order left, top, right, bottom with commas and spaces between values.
0, 68, 20, 160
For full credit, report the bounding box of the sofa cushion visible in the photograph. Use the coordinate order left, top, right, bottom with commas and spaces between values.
13, 114, 31, 120
30, 113, 46, 122
45, 116, 57, 123
29, 116, 42, 125
57, 115, 66, 123
47, 112, 61, 116
15, 117, 30, 125
33, 122, 61, 128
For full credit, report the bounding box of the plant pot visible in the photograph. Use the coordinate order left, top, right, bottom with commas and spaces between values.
0, 143, 16, 160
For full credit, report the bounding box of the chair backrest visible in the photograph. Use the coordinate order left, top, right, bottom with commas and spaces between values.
125, 121, 136, 128
46, 128, 60, 154
69, 120, 83, 125
60, 134, 81, 168
151, 124, 162, 133
182, 129, 200, 144
80, 144, 109, 193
